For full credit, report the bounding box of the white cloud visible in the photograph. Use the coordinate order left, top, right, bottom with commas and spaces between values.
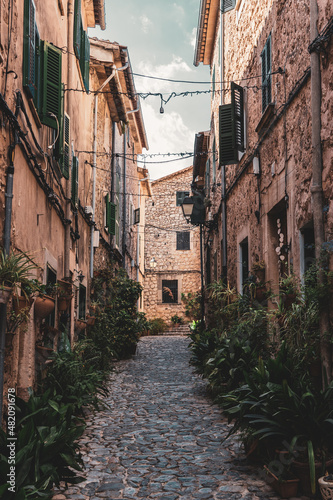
140, 102, 195, 179
136, 56, 194, 93
172, 3, 185, 26
139, 14, 152, 34
189, 27, 197, 49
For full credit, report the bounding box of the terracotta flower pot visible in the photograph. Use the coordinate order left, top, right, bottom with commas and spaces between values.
13, 295, 33, 314
34, 295, 55, 319
86, 315, 96, 326
57, 295, 72, 312
0, 286, 12, 304
75, 319, 87, 331
293, 458, 333, 497
264, 466, 300, 498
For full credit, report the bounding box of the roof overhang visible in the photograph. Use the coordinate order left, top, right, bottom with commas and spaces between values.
193, 131, 210, 186
85, 0, 106, 30
90, 39, 148, 153
194, 0, 220, 67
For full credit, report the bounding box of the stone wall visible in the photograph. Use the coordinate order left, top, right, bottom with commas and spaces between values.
144, 167, 201, 323
200, 0, 333, 292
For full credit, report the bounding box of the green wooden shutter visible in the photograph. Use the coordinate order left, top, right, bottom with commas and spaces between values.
71, 155, 79, 206
222, 0, 236, 13
80, 30, 90, 92
109, 202, 116, 236
231, 82, 244, 152
73, 0, 81, 59
58, 112, 70, 179
261, 35, 272, 111
23, 0, 36, 98
40, 41, 62, 129
219, 104, 237, 165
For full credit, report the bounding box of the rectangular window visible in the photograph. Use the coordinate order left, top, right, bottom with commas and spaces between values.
78, 284, 86, 319
240, 237, 249, 293
105, 193, 116, 235
45, 265, 56, 328
261, 35, 272, 112
205, 158, 211, 196
71, 154, 79, 207
221, 0, 236, 13
177, 231, 190, 250
162, 280, 178, 304
134, 208, 140, 225
176, 191, 189, 206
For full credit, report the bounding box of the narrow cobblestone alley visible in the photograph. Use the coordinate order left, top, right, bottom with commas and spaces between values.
53, 336, 288, 500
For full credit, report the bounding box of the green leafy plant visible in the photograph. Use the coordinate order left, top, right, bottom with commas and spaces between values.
0, 390, 85, 499
0, 250, 37, 291
147, 317, 168, 335
171, 314, 183, 325
181, 291, 201, 321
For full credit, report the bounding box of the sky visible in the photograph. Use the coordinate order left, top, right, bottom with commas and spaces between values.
89, 0, 211, 180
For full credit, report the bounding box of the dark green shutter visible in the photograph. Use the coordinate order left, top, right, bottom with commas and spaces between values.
80, 30, 90, 92
231, 82, 244, 152
109, 202, 116, 235
40, 41, 62, 129
219, 104, 237, 165
105, 193, 110, 229
71, 155, 79, 206
222, 0, 236, 13
73, 0, 81, 59
23, 0, 36, 98
261, 35, 272, 111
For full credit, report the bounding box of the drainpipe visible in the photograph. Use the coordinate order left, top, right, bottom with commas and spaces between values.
122, 131, 126, 268
136, 176, 149, 308
65, 0, 74, 278
220, 2, 227, 282
0, 139, 16, 425
309, 0, 331, 384
90, 58, 129, 278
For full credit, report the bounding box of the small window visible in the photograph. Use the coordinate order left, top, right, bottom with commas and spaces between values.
134, 208, 140, 225
71, 154, 79, 207
78, 284, 86, 319
261, 35, 272, 112
176, 191, 189, 206
177, 231, 190, 250
221, 0, 236, 13
162, 280, 178, 304
240, 238, 249, 293
45, 266, 56, 327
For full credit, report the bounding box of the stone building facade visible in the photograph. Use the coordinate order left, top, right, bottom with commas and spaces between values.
192, 0, 333, 297
0, 0, 149, 410
144, 166, 201, 323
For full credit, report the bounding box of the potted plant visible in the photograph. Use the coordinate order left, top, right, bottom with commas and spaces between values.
171, 314, 183, 326
279, 273, 299, 309
34, 282, 57, 319
252, 260, 266, 283
318, 474, 333, 500
0, 250, 37, 304
74, 318, 87, 332
57, 281, 73, 312
264, 464, 300, 498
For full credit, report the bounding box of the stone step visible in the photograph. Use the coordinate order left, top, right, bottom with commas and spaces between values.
163, 324, 190, 336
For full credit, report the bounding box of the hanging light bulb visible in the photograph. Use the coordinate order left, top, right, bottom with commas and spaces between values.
160, 95, 164, 114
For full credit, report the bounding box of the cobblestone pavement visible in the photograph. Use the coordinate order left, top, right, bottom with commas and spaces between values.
53, 336, 308, 500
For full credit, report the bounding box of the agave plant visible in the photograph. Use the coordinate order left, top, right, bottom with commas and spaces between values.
0, 250, 37, 291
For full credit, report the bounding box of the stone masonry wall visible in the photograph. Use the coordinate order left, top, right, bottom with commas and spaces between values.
144, 166, 201, 324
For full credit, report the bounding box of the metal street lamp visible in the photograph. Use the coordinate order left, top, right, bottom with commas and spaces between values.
181, 196, 195, 222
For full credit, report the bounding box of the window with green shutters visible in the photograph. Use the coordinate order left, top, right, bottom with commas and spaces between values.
105, 194, 116, 235
73, 0, 90, 92
221, 0, 236, 13
261, 35, 272, 112
71, 154, 79, 207
40, 41, 62, 129
219, 82, 244, 165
